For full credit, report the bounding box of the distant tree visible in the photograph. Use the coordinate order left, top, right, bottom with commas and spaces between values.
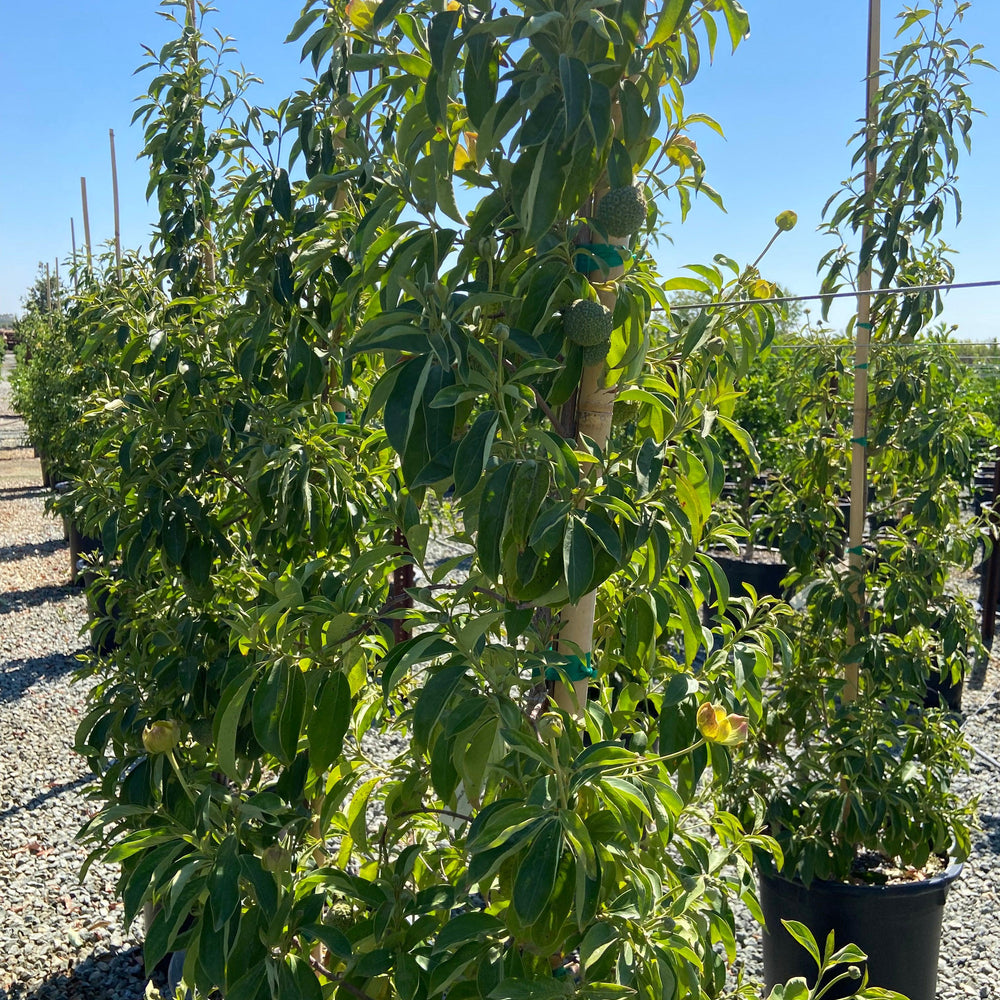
20, 264, 69, 317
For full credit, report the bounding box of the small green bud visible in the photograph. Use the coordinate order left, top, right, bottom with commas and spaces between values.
775, 210, 798, 232
847, 967, 862, 981
142, 719, 180, 755
537, 713, 565, 742
494, 322, 510, 342
261, 844, 290, 873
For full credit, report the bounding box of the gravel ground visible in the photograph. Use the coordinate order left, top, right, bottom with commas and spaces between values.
2, 346, 999, 999
0, 352, 163, 999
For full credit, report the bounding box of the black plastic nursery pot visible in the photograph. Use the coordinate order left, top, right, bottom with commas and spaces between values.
759, 861, 962, 1000
924, 666, 963, 713
710, 551, 789, 600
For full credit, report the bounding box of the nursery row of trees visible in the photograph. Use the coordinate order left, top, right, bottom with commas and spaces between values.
9, 1, 997, 999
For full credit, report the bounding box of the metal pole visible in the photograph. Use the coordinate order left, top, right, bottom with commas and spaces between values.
845, 0, 881, 702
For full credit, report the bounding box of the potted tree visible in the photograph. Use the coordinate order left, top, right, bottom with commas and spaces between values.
724, 3, 992, 997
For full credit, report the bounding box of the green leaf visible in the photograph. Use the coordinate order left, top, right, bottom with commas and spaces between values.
453, 410, 499, 496
182, 537, 213, 587
828, 942, 868, 965
508, 460, 551, 550
308, 672, 352, 772
208, 836, 241, 929
558, 55, 590, 140
162, 514, 187, 566
252, 662, 306, 765
380, 634, 455, 698
607, 139, 633, 190
477, 461, 517, 581
272, 169, 293, 221
301, 923, 351, 960
649, 0, 694, 46
782, 920, 822, 970
662, 673, 698, 708
464, 34, 500, 129
520, 141, 565, 245
214, 669, 255, 780
563, 516, 595, 603
512, 819, 563, 925
413, 664, 467, 750
433, 912, 504, 953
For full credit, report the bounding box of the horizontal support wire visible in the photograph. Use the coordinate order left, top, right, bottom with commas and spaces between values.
659, 278, 1000, 313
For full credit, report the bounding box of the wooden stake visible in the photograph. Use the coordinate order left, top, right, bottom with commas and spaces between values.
45, 263, 52, 312
185, 0, 217, 287
70, 219, 79, 293
80, 177, 93, 270
554, 222, 623, 716
845, 0, 882, 702
110, 129, 123, 277
54, 260, 61, 311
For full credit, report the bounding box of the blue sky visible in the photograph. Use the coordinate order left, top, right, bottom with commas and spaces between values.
1, 2, 998, 337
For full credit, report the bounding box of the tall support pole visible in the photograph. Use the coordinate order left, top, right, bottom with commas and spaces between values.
80, 177, 93, 271
110, 129, 123, 277
185, 0, 217, 287
45, 263, 52, 313
845, 0, 881, 703
54, 260, 61, 311
70, 219, 79, 293
554, 199, 622, 716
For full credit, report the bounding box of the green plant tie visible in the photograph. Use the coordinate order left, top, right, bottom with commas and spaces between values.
335, 410, 348, 425
544, 652, 595, 683
857, 321, 873, 329
851, 436, 868, 446
848, 545, 865, 556
854, 362, 869, 370
574, 243, 629, 274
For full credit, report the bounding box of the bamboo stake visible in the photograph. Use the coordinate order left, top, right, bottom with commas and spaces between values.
845, 0, 882, 703
110, 129, 123, 277
185, 0, 217, 287
554, 207, 623, 716
80, 177, 93, 270
54, 260, 61, 311
45, 263, 52, 312
70, 219, 79, 293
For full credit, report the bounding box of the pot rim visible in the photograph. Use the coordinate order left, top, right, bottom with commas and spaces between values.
760, 857, 963, 898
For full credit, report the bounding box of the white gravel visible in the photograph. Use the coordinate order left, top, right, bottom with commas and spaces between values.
0, 352, 164, 999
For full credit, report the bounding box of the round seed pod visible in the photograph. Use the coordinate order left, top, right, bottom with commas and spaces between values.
563, 299, 613, 347
581, 338, 611, 366
142, 719, 180, 755
594, 185, 647, 237
775, 209, 798, 232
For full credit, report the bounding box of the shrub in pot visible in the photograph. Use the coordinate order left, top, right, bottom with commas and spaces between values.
727, 564, 978, 998
724, 4, 991, 996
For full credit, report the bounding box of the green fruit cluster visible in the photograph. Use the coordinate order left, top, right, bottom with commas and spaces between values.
582, 339, 611, 366
563, 299, 612, 347
594, 185, 647, 237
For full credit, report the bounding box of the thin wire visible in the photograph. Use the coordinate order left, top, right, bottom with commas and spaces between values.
662, 278, 1000, 313
760, 343, 1000, 352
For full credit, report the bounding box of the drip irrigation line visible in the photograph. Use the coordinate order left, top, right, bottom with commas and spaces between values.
660, 278, 1000, 314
